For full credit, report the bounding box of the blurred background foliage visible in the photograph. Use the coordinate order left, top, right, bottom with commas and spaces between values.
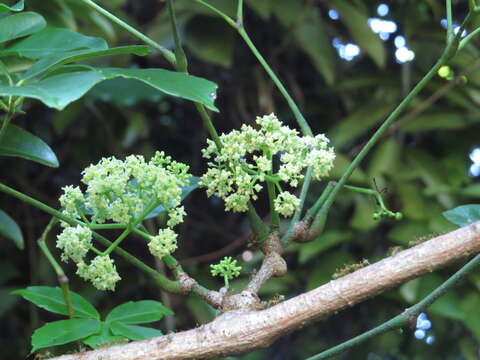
1, 0, 480, 359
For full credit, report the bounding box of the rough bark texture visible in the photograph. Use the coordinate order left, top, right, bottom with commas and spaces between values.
52, 221, 480, 360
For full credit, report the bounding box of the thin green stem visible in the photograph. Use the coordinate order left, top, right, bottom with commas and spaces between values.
78, 0, 175, 65
102, 198, 159, 255
307, 251, 480, 359
132, 227, 153, 240
281, 167, 313, 244
0, 107, 14, 143
266, 180, 280, 229
304, 182, 335, 221
446, 0, 453, 43
89, 223, 127, 230
191, 0, 236, 27
459, 26, 480, 50
237, 27, 312, 136
236, 0, 244, 25
167, 0, 188, 72
195, 102, 222, 149
37, 218, 75, 318
0, 183, 181, 293
163, 254, 184, 278
342, 184, 377, 196
247, 202, 270, 243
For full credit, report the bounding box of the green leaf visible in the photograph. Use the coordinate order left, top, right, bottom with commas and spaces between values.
329, 102, 394, 148
245, 0, 274, 19
12, 286, 100, 319
294, 11, 335, 85
461, 293, 480, 341
110, 322, 162, 341
0, 28, 107, 59
0, 209, 23, 250
443, 204, 480, 227
398, 111, 469, 132
0, 124, 59, 167
0, 68, 218, 111
415, 274, 464, 320
298, 231, 352, 264
387, 221, 430, 246
88, 78, 164, 106
0, 12, 46, 45
21, 45, 150, 81
99, 68, 218, 111
331, 0, 386, 67
31, 319, 101, 353
185, 17, 234, 68
83, 333, 128, 349
0, 71, 104, 110
146, 176, 199, 219
0, 0, 24, 13
106, 300, 173, 325
328, 153, 368, 185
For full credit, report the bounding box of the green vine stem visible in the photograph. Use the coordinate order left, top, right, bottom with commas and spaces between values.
281, 167, 313, 244
0, 107, 14, 143
102, 198, 159, 255
0, 182, 181, 293
446, 0, 453, 43
266, 180, 280, 229
37, 217, 75, 319
306, 250, 480, 359
78, 0, 175, 65
167, 0, 188, 72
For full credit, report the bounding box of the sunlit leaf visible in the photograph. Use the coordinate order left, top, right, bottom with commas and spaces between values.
0, 209, 23, 249
0, 124, 59, 167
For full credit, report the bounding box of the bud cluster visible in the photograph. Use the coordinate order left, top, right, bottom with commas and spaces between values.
200, 113, 335, 216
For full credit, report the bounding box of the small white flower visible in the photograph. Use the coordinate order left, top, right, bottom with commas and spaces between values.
56, 225, 92, 263
76, 255, 121, 291
148, 228, 178, 258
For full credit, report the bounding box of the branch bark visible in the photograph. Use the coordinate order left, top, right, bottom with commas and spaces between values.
51, 221, 480, 360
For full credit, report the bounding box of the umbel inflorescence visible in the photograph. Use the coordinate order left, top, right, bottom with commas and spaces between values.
200, 113, 335, 216
56, 152, 190, 291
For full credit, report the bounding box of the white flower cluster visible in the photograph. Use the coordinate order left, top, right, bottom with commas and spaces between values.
57, 152, 191, 290
200, 113, 335, 216
148, 228, 178, 258
60, 151, 191, 224
76, 255, 121, 291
